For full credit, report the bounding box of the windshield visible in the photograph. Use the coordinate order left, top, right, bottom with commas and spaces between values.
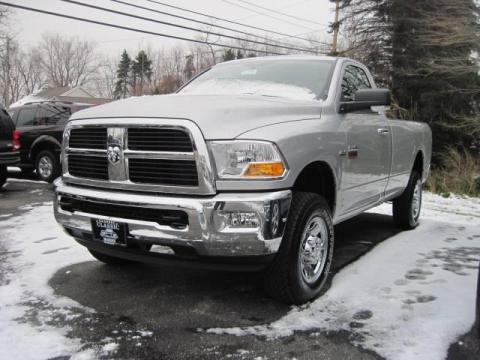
179, 59, 335, 101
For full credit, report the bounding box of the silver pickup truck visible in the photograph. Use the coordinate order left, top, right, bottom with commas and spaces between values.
53, 56, 431, 304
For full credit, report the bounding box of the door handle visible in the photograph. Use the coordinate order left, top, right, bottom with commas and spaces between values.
377, 128, 390, 135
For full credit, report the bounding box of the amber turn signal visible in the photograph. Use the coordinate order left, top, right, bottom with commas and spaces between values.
243, 162, 286, 177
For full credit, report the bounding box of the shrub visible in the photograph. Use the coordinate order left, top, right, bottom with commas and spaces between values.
426, 148, 480, 197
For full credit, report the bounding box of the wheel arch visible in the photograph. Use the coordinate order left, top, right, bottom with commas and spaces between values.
412, 151, 424, 179
29, 136, 62, 161
292, 161, 337, 215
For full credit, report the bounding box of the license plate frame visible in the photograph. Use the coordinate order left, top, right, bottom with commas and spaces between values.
91, 219, 127, 246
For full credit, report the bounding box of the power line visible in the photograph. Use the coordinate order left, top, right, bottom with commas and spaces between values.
0, 2, 285, 55
221, 0, 315, 30
60, 0, 315, 54
231, 0, 327, 27
60, 0, 315, 53
110, 0, 300, 49
142, 0, 327, 46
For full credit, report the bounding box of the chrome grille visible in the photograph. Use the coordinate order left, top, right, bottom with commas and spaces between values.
68, 154, 108, 180
63, 119, 215, 195
69, 128, 107, 149
128, 128, 193, 152
129, 158, 198, 186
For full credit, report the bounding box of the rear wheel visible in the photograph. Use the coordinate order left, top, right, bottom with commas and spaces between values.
263, 192, 334, 304
35, 150, 60, 183
88, 249, 133, 265
393, 171, 422, 230
0, 165, 7, 188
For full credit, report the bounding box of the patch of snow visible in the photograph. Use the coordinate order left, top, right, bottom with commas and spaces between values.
181, 78, 317, 101
101, 342, 119, 354
9, 95, 48, 109
6, 177, 44, 184
138, 330, 153, 337
207, 193, 480, 360
0, 203, 93, 359
370, 192, 480, 225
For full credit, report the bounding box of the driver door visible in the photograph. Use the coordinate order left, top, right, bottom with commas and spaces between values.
338, 64, 391, 216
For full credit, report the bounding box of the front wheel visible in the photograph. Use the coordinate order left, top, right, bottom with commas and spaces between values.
35, 150, 60, 183
0, 165, 7, 188
393, 171, 422, 230
263, 192, 334, 304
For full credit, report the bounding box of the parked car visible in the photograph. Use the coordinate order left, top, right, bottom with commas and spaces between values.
53, 56, 432, 304
0, 104, 20, 188
8, 101, 92, 182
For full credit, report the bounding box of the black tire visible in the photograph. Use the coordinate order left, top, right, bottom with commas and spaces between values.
0, 165, 7, 188
392, 171, 422, 230
35, 150, 60, 183
263, 192, 334, 305
88, 249, 133, 265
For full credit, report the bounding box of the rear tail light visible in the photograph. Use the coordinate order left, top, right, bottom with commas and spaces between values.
12, 130, 21, 151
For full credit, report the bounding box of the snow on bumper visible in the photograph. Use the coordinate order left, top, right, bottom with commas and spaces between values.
53, 178, 291, 257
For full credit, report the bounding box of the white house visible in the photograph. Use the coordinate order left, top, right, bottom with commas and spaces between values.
10, 86, 111, 108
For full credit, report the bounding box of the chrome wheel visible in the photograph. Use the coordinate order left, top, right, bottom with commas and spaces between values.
38, 155, 53, 179
412, 179, 422, 221
300, 215, 329, 285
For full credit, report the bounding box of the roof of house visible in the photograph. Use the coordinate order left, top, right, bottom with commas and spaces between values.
9, 86, 112, 108
34, 86, 71, 99
51, 95, 110, 105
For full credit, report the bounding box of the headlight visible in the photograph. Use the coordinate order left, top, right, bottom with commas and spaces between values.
209, 140, 287, 179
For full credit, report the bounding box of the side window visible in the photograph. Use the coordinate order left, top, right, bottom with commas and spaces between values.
341, 65, 372, 101
16, 107, 37, 127
35, 106, 71, 125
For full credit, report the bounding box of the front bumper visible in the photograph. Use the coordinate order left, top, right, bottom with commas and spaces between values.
0, 151, 20, 165
53, 179, 291, 261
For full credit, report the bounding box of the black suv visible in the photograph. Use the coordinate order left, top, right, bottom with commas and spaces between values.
9, 101, 92, 182
0, 104, 20, 187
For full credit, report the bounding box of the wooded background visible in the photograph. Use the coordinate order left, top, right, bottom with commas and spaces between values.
0, 1, 478, 173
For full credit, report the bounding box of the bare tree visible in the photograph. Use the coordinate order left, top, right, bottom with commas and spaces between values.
89, 56, 117, 99
0, 35, 26, 106
39, 33, 98, 88
19, 48, 46, 95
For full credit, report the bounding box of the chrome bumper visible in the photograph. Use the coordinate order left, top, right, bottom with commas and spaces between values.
53, 178, 291, 257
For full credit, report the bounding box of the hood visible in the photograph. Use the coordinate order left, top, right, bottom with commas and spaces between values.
70, 94, 322, 139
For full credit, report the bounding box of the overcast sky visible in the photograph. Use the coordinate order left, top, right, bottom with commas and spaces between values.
7, 0, 334, 57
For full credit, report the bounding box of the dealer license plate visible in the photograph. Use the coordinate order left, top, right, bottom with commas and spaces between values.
91, 219, 127, 245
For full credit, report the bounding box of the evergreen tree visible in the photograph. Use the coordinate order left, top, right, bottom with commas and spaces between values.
113, 50, 131, 99
132, 50, 153, 95
390, 0, 479, 158
222, 49, 236, 62
183, 54, 196, 81
340, 0, 480, 159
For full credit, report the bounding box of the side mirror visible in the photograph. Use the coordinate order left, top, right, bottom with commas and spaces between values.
339, 89, 391, 113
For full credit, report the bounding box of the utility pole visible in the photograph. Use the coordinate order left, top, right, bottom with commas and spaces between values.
331, 0, 340, 55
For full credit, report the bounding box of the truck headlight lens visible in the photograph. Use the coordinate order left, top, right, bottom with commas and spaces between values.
209, 141, 287, 179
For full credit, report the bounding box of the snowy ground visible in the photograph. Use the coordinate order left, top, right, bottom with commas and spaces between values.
0, 179, 479, 359
208, 193, 480, 360
0, 202, 105, 359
